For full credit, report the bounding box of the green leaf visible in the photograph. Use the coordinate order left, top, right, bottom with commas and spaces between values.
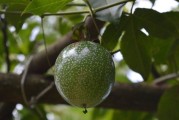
101, 23, 119, 51
88, 0, 124, 22
112, 110, 156, 120
163, 12, 179, 33
23, 0, 72, 15
168, 40, 179, 72
5, 3, 31, 31
157, 85, 179, 120
134, 8, 178, 39
101, 15, 127, 51
121, 16, 151, 79
150, 37, 175, 64
0, 0, 29, 4
91, 108, 112, 120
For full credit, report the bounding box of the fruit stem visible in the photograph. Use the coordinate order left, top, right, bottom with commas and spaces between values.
82, 104, 88, 114
94, 0, 134, 13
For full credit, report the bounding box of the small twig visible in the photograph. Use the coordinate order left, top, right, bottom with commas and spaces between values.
94, 0, 133, 13
40, 17, 52, 68
21, 56, 33, 106
151, 64, 160, 79
41, 11, 89, 17
0, 10, 22, 14
111, 49, 121, 55
84, 0, 101, 35
26, 17, 55, 107
0, 16, 10, 72
67, 3, 86, 7
30, 82, 55, 106
130, 0, 136, 14
152, 72, 179, 85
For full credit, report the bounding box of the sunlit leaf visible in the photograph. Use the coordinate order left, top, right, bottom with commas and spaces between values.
91, 108, 113, 120
23, 0, 72, 15
88, 0, 125, 22
158, 85, 179, 120
112, 110, 156, 120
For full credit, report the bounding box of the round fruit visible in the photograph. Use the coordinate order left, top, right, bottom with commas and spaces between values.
54, 41, 115, 108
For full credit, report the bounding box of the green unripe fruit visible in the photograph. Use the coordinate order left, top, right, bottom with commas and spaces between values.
54, 41, 115, 108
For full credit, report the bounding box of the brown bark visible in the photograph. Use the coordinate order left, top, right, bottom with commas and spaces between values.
0, 73, 166, 112
0, 16, 16, 120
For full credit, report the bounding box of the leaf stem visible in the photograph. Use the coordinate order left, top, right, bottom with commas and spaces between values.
0, 10, 22, 14
130, 0, 136, 14
21, 56, 33, 106
0, 16, 10, 72
152, 72, 179, 86
95, 0, 134, 13
40, 17, 52, 69
0, 0, 133, 16
41, 10, 89, 17
84, 0, 101, 36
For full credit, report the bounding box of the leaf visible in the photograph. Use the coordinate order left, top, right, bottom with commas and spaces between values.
23, 0, 72, 15
150, 37, 175, 64
134, 8, 178, 39
5, 3, 31, 31
91, 108, 111, 120
163, 12, 179, 33
88, 0, 125, 22
121, 16, 151, 79
157, 85, 179, 120
168, 40, 179, 72
0, 0, 28, 4
112, 110, 156, 120
101, 15, 128, 51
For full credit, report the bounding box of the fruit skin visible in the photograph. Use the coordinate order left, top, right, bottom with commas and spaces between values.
54, 41, 115, 108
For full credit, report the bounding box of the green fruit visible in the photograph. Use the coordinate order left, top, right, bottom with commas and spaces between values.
54, 41, 115, 108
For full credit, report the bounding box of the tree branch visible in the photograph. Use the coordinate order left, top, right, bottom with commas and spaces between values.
0, 73, 166, 112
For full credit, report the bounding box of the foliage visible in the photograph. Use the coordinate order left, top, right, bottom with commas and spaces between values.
0, 0, 179, 120
157, 85, 179, 120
